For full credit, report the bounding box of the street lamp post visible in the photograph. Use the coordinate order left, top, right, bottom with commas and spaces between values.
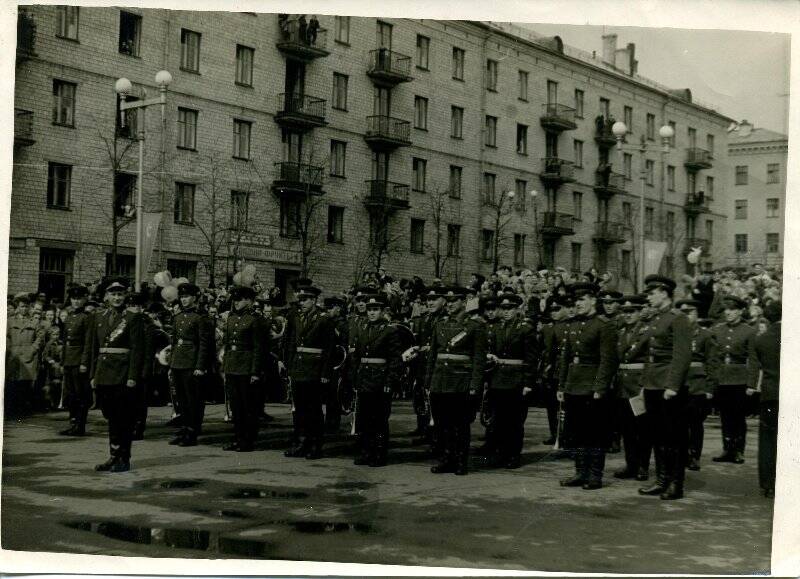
611, 121, 674, 291
115, 70, 172, 291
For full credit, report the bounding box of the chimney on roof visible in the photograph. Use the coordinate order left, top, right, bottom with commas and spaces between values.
614, 42, 638, 76
739, 120, 753, 137
602, 34, 617, 65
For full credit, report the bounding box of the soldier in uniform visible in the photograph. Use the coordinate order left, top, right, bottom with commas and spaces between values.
221, 285, 269, 452
59, 284, 92, 436
557, 283, 618, 490
485, 293, 536, 469
676, 299, 717, 472
475, 296, 499, 456
425, 287, 487, 475
539, 296, 571, 446
324, 295, 349, 433
285, 285, 336, 459
409, 288, 446, 444
349, 294, 403, 466
637, 275, 692, 500
83, 280, 147, 472
126, 291, 155, 440
598, 289, 623, 325
168, 282, 215, 447
710, 295, 756, 464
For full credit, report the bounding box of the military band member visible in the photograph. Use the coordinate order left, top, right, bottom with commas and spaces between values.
349, 294, 403, 466
637, 275, 692, 500
409, 288, 446, 443
475, 296, 499, 456
222, 285, 269, 452
285, 285, 336, 459
710, 295, 756, 464
59, 284, 92, 436
540, 296, 572, 446
83, 280, 146, 472
323, 295, 349, 433
426, 287, 488, 475
168, 282, 215, 447
126, 291, 155, 440
558, 283, 618, 490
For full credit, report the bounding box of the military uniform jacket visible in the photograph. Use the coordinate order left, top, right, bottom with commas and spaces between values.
640, 307, 692, 391
615, 322, 648, 398
222, 307, 269, 376
287, 307, 335, 383
687, 325, 717, 395
62, 307, 89, 367
169, 307, 215, 371
751, 322, 780, 401
488, 318, 537, 390
84, 308, 146, 387
559, 314, 618, 395
410, 311, 442, 384
710, 320, 757, 387
349, 319, 403, 394
426, 312, 487, 394
347, 314, 367, 356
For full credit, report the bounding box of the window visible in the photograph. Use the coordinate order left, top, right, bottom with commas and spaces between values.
280, 198, 300, 238
39, 248, 74, 299
449, 165, 462, 199
574, 89, 584, 118
573, 140, 583, 167
231, 190, 249, 231
514, 234, 525, 266
573, 191, 583, 220
516, 124, 528, 155
766, 198, 779, 218
483, 172, 496, 205
57, 6, 79, 40
52, 80, 76, 126
645, 160, 655, 186
646, 113, 655, 140
481, 229, 495, 261
645, 207, 654, 235
180, 29, 201, 72
766, 233, 779, 253
235, 45, 254, 86
622, 202, 632, 226
327, 206, 344, 243
174, 182, 195, 224
621, 250, 631, 278
599, 97, 610, 118
232, 119, 251, 159
452, 47, 465, 80
416, 35, 430, 69
118, 11, 141, 56
767, 163, 780, 184
410, 219, 425, 253
47, 162, 71, 208
414, 96, 428, 130
623, 153, 632, 179
412, 158, 427, 192
735, 199, 748, 219
624, 106, 633, 133
106, 253, 134, 278
571, 243, 582, 272
113, 172, 136, 217
515, 180, 527, 212
735, 234, 748, 253
665, 211, 675, 239
705, 219, 714, 242
330, 140, 346, 177
334, 16, 350, 44
704, 175, 714, 199
667, 165, 676, 191
688, 127, 697, 148
735, 165, 748, 185
687, 171, 697, 194
177, 108, 198, 150
446, 224, 461, 256
485, 115, 497, 147
518, 70, 528, 101
486, 59, 498, 91
450, 106, 463, 138
332, 73, 348, 110
167, 259, 197, 283
376, 21, 392, 49
707, 134, 715, 156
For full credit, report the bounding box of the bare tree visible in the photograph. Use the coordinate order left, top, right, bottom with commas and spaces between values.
484, 186, 516, 272
424, 183, 461, 279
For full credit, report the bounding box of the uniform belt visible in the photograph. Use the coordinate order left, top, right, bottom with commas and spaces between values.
437, 353, 469, 361
495, 358, 524, 366
690, 361, 704, 369
360, 357, 387, 364
99, 347, 130, 354
618, 363, 644, 370
297, 346, 323, 354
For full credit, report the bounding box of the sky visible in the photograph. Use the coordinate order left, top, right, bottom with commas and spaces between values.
521, 23, 790, 134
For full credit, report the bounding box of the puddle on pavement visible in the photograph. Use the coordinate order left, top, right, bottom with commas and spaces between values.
227, 487, 309, 500
158, 480, 204, 489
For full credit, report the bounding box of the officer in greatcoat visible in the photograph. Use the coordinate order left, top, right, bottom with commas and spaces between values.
59, 284, 92, 436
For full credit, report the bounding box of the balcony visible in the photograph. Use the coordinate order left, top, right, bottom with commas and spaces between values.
685, 148, 713, 170
684, 192, 710, 215
17, 11, 36, 62
594, 122, 617, 148
363, 180, 410, 212
593, 221, 627, 244
593, 169, 627, 199
276, 17, 329, 62
271, 162, 324, 197
539, 103, 577, 132
366, 49, 413, 87
364, 115, 411, 150
14, 109, 35, 147
274, 93, 327, 131
540, 212, 575, 237
539, 158, 576, 187
685, 237, 711, 255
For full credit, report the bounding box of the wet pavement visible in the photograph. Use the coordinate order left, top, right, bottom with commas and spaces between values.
2, 402, 773, 573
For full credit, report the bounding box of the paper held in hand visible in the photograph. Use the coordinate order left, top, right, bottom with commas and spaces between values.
629, 390, 647, 416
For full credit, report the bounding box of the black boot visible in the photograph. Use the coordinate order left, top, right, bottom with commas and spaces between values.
305, 438, 323, 460
639, 447, 667, 495
687, 455, 701, 471
713, 437, 735, 462
94, 457, 116, 472
732, 436, 745, 464
370, 434, 388, 467
660, 449, 684, 499
284, 439, 308, 457
583, 449, 605, 490
431, 427, 454, 473
354, 434, 370, 465
560, 449, 588, 486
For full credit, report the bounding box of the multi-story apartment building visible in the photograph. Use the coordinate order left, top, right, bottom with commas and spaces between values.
12, 7, 734, 299
726, 120, 787, 268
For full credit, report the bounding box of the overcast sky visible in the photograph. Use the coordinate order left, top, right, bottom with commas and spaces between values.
521, 23, 790, 134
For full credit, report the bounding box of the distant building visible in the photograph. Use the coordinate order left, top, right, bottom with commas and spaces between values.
726, 121, 787, 269
12, 7, 734, 298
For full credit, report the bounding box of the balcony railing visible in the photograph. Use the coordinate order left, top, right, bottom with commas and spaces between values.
593, 220, 626, 244
14, 109, 35, 146
539, 103, 577, 132
272, 161, 324, 195
364, 115, 411, 149
364, 180, 410, 210
594, 120, 618, 147
367, 49, 413, 85
540, 157, 576, 184
275, 93, 327, 129
685, 192, 710, 213
17, 10, 36, 61
276, 17, 329, 60
685, 147, 713, 170
541, 211, 575, 236
593, 169, 627, 197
